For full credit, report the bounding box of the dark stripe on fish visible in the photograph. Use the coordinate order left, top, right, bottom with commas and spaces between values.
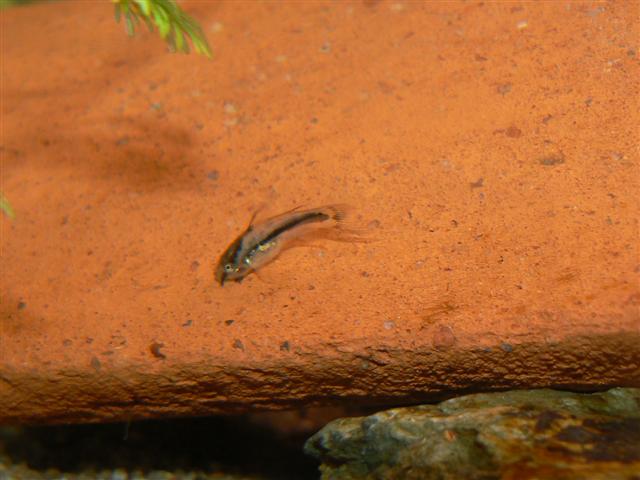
257, 212, 330, 247
228, 236, 245, 266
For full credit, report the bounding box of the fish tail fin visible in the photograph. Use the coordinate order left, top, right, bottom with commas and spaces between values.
320, 203, 352, 223
317, 204, 374, 243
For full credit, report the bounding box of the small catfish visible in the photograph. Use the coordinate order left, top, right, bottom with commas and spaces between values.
215, 205, 351, 285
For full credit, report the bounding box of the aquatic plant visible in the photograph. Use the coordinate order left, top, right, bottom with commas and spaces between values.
113, 0, 212, 57
1, 192, 14, 219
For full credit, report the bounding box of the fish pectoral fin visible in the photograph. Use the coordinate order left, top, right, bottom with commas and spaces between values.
280, 204, 305, 215
245, 203, 269, 230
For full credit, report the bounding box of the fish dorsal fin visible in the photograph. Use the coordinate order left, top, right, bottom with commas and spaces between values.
245, 203, 268, 232
260, 204, 304, 224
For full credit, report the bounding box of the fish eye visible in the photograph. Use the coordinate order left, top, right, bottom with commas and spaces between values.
224, 264, 235, 273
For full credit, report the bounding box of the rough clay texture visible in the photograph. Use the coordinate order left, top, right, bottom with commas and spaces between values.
1, 2, 639, 424
305, 388, 640, 480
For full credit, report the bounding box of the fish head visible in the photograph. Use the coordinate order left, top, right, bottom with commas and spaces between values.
215, 236, 250, 285
215, 261, 250, 285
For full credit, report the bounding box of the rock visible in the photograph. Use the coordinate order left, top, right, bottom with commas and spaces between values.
305, 388, 640, 479
1, 2, 638, 424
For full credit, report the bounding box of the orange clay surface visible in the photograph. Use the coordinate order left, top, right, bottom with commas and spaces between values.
1, 1, 639, 424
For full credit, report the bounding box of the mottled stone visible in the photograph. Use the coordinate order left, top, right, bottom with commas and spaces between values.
305, 388, 640, 479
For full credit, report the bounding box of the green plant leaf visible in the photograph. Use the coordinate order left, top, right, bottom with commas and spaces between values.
113, 0, 212, 57
124, 12, 135, 36
174, 25, 185, 51
1, 193, 15, 220
135, 0, 150, 16
154, 9, 170, 38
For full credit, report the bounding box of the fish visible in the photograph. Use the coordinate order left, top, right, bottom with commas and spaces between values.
215, 204, 351, 285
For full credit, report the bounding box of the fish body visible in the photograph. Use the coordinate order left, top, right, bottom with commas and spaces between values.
215, 205, 348, 285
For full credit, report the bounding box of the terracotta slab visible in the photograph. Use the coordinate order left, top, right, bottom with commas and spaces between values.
1, 1, 638, 424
